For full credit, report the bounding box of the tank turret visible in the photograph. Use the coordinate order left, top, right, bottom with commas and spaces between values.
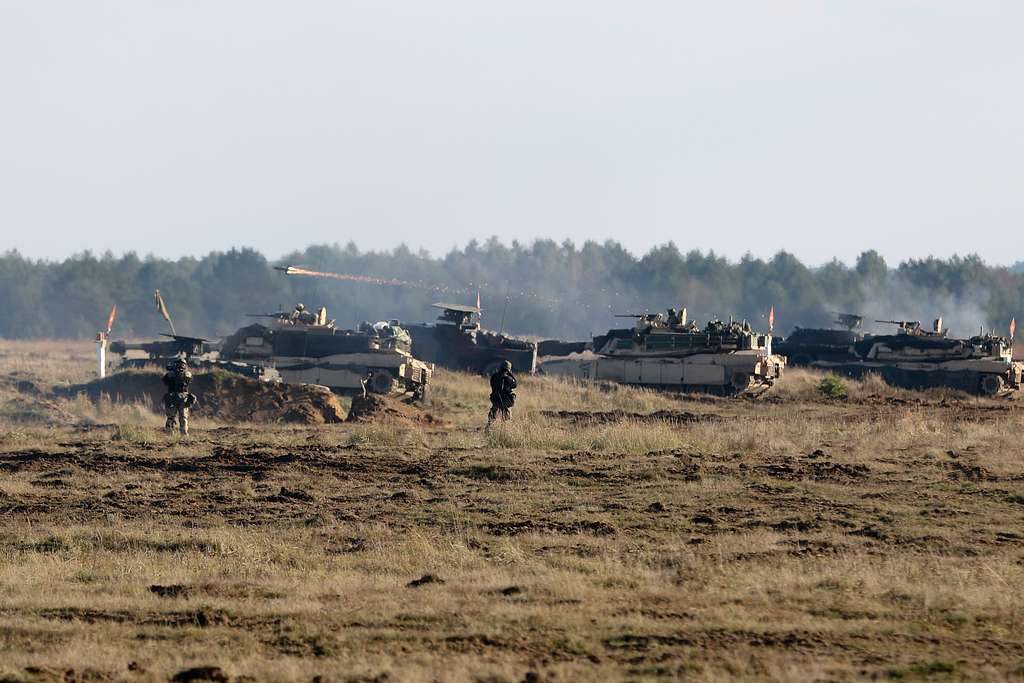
403, 302, 537, 375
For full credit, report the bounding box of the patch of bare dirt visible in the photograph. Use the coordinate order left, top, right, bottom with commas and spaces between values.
541, 410, 720, 425
943, 461, 999, 482
747, 457, 870, 482
61, 370, 345, 424
482, 519, 617, 536
346, 393, 439, 424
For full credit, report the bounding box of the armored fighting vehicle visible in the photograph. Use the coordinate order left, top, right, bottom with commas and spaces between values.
540, 309, 785, 395
402, 303, 537, 375
810, 318, 1022, 396
773, 313, 869, 366
219, 310, 432, 399
107, 334, 268, 379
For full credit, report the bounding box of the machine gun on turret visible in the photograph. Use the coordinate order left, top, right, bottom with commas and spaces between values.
247, 312, 292, 323
615, 312, 660, 321
835, 313, 864, 330
247, 308, 332, 327
876, 318, 948, 337
875, 319, 924, 334
248, 313, 292, 321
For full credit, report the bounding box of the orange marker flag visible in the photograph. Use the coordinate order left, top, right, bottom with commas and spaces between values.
1011, 318, 1016, 339
476, 289, 481, 311
768, 305, 775, 332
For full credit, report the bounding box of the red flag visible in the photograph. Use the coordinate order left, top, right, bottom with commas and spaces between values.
768, 305, 775, 332
476, 289, 481, 311
105, 304, 117, 334
1011, 318, 1016, 339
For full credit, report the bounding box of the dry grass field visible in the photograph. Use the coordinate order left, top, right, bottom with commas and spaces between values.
1, 340, 1023, 682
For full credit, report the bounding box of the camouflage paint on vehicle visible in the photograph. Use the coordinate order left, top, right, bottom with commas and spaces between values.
810, 318, 1022, 396
540, 311, 784, 396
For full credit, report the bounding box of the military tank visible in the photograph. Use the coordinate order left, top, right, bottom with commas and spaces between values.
218, 310, 432, 399
773, 313, 868, 366
540, 309, 785, 395
402, 303, 537, 375
810, 318, 1022, 396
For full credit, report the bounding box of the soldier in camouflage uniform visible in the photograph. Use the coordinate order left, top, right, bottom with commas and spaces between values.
162, 357, 196, 435
487, 360, 517, 423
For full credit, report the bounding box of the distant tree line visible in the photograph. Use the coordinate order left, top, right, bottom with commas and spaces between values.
1, 240, 1021, 341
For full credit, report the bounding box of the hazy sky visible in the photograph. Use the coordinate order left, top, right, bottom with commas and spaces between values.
2, 1, 1022, 265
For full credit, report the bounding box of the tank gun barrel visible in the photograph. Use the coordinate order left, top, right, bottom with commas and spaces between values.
108, 334, 212, 358
108, 341, 151, 353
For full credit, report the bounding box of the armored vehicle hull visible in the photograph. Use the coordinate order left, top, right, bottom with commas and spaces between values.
809, 328, 1022, 396
541, 350, 783, 396
405, 323, 536, 375
773, 328, 865, 366
536, 339, 588, 357
539, 312, 785, 396
810, 357, 1022, 396
772, 314, 867, 366
219, 322, 432, 398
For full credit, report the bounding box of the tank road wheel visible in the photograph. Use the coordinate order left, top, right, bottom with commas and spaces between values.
370, 371, 395, 394
979, 374, 1004, 397
729, 372, 752, 395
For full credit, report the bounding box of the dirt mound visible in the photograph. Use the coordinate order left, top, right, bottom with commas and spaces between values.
63, 370, 345, 424
0, 371, 44, 396
541, 409, 720, 425
750, 458, 870, 482
346, 393, 437, 424
0, 395, 78, 425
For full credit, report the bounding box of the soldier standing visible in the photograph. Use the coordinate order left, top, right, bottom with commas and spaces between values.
487, 360, 517, 423
162, 357, 196, 435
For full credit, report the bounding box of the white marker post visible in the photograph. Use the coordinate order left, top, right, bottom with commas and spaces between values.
96, 304, 118, 379
95, 333, 107, 378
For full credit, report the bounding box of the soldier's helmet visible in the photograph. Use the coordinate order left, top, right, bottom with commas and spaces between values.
166, 357, 187, 371
502, 359, 513, 371
295, 303, 305, 311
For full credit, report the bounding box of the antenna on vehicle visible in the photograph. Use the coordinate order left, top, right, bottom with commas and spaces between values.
498, 280, 512, 336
